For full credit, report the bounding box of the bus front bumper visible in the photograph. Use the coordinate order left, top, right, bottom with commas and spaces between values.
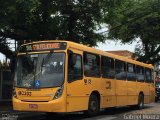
12, 97, 66, 112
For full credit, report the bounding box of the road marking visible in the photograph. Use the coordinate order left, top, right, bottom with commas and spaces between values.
97, 116, 117, 120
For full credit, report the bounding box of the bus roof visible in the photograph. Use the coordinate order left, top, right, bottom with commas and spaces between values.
20, 40, 154, 69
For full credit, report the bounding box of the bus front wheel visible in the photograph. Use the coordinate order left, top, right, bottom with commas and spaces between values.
84, 94, 100, 116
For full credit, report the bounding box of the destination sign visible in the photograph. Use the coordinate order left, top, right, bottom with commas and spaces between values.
19, 42, 67, 52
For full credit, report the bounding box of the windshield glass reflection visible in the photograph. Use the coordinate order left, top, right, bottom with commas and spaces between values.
14, 52, 65, 88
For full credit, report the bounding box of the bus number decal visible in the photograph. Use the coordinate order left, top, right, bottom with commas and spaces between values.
18, 91, 32, 96
88, 79, 91, 84
84, 79, 92, 85
106, 81, 111, 89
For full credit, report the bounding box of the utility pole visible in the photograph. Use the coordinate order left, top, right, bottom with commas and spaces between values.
15, 40, 17, 52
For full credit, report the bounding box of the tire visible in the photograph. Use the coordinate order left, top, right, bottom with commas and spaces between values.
155, 97, 158, 102
46, 112, 58, 117
84, 94, 100, 116
137, 93, 144, 109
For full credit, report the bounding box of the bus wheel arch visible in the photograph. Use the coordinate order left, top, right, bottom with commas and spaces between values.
84, 91, 100, 116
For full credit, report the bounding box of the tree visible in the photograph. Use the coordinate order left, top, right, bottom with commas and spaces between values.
0, 0, 121, 58
104, 0, 160, 64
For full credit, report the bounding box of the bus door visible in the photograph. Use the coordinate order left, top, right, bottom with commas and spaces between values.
126, 63, 137, 105
115, 60, 128, 106
149, 81, 155, 102
101, 56, 116, 108
102, 79, 116, 108
66, 49, 88, 112
145, 69, 155, 103
143, 83, 150, 103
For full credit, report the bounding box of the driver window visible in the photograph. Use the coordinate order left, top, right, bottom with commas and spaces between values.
68, 53, 83, 82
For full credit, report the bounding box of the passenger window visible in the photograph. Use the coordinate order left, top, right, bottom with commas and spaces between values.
127, 63, 136, 81
101, 56, 115, 79
115, 60, 126, 80
145, 68, 152, 83
68, 54, 83, 82
136, 66, 144, 82
83, 52, 100, 77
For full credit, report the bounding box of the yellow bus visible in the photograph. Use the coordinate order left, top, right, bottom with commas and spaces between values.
13, 40, 155, 116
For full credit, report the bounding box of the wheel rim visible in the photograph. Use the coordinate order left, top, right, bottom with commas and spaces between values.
86, 95, 100, 116
139, 95, 144, 109
90, 100, 97, 111
140, 100, 143, 108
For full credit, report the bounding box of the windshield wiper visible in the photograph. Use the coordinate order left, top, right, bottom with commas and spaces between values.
41, 58, 44, 72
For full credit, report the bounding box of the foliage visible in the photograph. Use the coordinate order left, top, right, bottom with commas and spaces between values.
105, 0, 160, 64
0, 0, 121, 58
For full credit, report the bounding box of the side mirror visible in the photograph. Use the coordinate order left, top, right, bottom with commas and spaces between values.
68, 50, 76, 67
67, 49, 73, 55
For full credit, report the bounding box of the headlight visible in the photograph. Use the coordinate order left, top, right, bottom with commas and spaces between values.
12, 87, 17, 98
53, 86, 63, 99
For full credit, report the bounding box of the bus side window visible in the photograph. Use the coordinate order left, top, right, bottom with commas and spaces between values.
101, 56, 115, 79
127, 63, 136, 81
115, 60, 126, 80
145, 68, 152, 83
136, 66, 145, 82
83, 52, 100, 77
68, 53, 83, 83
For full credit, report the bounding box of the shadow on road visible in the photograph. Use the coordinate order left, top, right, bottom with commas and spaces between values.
101, 105, 154, 115
17, 104, 155, 120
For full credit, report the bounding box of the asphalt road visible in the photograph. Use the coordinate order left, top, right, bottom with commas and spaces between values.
1, 102, 160, 120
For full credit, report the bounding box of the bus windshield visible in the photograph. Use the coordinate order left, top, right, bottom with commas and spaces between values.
14, 52, 65, 88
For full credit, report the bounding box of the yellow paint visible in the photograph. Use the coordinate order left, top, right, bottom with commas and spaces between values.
13, 40, 155, 113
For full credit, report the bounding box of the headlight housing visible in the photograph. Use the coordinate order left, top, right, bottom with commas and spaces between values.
53, 86, 63, 99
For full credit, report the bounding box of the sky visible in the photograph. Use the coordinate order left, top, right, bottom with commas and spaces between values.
0, 39, 15, 62
0, 40, 137, 62
96, 40, 137, 52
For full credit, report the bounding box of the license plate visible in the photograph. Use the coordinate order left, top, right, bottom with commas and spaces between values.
29, 104, 38, 109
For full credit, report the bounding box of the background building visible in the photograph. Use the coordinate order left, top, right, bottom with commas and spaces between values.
107, 50, 135, 59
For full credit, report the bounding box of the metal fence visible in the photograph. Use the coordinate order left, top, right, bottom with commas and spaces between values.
0, 68, 12, 101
